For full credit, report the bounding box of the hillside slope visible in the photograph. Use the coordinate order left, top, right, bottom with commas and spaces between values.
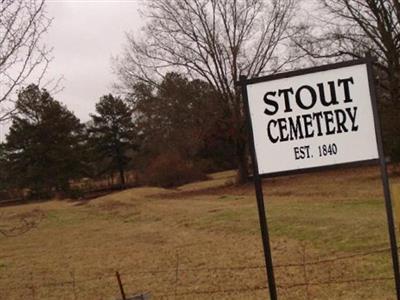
0, 167, 399, 299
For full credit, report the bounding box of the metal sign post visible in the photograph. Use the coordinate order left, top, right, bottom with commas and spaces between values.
240, 75, 278, 300
366, 56, 400, 300
239, 57, 400, 299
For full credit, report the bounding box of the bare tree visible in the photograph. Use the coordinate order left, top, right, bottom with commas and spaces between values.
295, 0, 400, 158
115, 0, 299, 182
297, 0, 400, 102
0, 0, 52, 121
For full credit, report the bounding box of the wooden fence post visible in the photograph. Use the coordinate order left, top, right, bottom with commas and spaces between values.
393, 184, 400, 236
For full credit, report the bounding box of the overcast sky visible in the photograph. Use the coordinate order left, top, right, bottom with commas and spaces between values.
45, 0, 144, 122
0, 0, 315, 141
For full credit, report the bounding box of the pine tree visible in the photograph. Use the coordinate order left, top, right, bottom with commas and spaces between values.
88, 94, 136, 188
4, 84, 85, 198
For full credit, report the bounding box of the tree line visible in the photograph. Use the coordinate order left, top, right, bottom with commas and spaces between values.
114, 0, 400, 182
0, 73, 234, 199
0, 0, 399, 200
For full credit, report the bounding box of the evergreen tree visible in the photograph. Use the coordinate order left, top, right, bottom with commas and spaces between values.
4, 84, 85, 198
88, 94, 136, 187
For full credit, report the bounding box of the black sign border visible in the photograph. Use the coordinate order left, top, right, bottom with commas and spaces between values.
242, 57, 380, 178
239, 56, 400, 299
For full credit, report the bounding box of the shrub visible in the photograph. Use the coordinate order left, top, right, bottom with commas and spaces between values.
66, 188, 84, 199
143, 152, 207, 188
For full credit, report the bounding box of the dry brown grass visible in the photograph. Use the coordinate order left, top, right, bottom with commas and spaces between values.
0, 167, 399, 299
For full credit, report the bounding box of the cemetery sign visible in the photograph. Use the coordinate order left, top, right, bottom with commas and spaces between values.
240, 58, 400, 300
245, 62, 379, 176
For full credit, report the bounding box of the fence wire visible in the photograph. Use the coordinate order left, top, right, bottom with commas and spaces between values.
0, 245, 397, 299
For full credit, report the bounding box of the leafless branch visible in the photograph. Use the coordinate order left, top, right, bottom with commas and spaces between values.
294, 0, 400, 103
113, 0, 300, 182
0, 0, 53, 120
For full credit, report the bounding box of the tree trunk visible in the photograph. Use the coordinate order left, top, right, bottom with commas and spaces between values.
115, 142, 126, 188
118, 166, 126, 188
236, 137, 249, 184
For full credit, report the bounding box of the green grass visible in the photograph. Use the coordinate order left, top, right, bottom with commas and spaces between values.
194, 207, 259, 234
269, 198, 387, 252
45, 209, 85, 226
0, 166, 399, 299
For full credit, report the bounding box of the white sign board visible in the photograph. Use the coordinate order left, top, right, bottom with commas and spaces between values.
245, 63, 379, 176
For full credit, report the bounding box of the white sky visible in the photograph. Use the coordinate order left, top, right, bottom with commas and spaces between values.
0, 0, 316, 141
45, 0, 144, 122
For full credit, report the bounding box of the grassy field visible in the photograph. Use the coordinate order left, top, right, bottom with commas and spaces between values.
0, 166, 400, 299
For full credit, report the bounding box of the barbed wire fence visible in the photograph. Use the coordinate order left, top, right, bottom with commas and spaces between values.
1, 244, 397, 299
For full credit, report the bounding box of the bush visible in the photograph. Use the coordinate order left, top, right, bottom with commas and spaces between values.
142, 152, 207, 188
28, 188, 53, 200
66, 188, 84, 199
